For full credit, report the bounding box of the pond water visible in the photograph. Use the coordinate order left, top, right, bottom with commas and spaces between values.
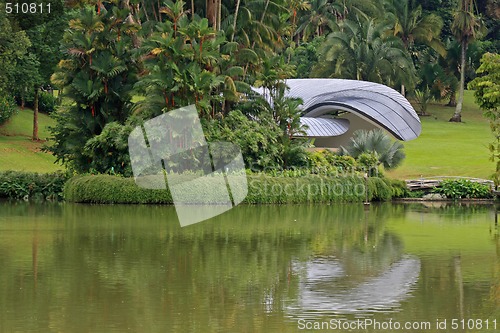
0, 202, 498, 332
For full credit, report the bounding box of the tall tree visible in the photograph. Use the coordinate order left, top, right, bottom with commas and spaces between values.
312, 18, 415, 89
384, 0, 445, 95
0, 3, 31, 95
450, 0, 482, 122
48, 4, 140, 173
296, 0, 335, 41
468, 53, 500, 183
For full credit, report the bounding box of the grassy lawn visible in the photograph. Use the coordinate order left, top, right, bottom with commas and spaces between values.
386, 90, 494, 180
0, 108, 63, 173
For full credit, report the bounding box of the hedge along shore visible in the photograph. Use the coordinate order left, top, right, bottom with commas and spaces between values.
63, 174, 407, 204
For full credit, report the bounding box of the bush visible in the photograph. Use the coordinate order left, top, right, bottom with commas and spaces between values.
65, 174, 387, 204
356, 152, 379, 176
384, 178, 409, 198
0, 171, 68, 200
64, 174, 407, 204
64, 175, 173, 204
37, 92, 58, 114
306, 150, 357, 175
0, 94, 17, 125
432, 179, 492, 199
245, 174, 366, 204
22, 92, 59, 114
366, 177, 392, 201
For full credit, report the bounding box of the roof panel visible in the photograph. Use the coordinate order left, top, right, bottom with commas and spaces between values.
300, 117, 350, 137
284, 79, 421, 141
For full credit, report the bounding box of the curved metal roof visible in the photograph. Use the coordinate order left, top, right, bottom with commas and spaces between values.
284, 79, 421, 141
300, 117, 349, 137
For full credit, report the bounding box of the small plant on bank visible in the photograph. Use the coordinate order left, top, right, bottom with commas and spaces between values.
432, 179, 492, 199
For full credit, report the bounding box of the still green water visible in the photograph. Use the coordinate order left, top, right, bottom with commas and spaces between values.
0, 202, 498, 333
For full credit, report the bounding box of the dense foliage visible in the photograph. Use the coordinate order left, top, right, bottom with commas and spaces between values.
64, 173, 404, 203
0, 94, 17, 126
432, 179, 493, 199
469, 52, 500, 183
0, 171, 68, 200
1, 0, 498, 178
340, 129, 406, 174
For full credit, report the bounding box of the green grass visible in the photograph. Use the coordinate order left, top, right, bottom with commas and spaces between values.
0, 108, 62, 173
387, 90, 493, 180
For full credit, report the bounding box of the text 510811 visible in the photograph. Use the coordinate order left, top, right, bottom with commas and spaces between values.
5, 3, 51, 14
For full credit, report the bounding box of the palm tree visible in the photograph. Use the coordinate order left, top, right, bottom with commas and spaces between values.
287, 0, 311, 28
159, 0, 189, 36
439, 40, 461, 106
341, 129, 406, 171
385, 0, 445, 53
296, 0, 335, 41
48, 4, 139, 173
313, 18, 415, 89
384, 0, 445, 95
450, 0, 481, 122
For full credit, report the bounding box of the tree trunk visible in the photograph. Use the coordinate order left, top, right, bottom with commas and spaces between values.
231, 0, 241, 42
447, 90, 457, 107
191, 0, 194, 18
450, 40, 466, 122
217, 0, 221, 31
32, 87, 39, 141
401, 84, 405, 96
206, 0, 217, 29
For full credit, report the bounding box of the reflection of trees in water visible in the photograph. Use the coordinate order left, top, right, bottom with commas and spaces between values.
493, 230, 500, 308
2, 202, 401, 332
2, 202, 496, 331
404, 202, 493, 221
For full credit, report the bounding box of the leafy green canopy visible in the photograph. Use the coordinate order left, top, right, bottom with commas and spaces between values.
468, 52, 500, 183
312, 17, 416, 90
0, 4, 31, 95
48, 1, 308, 175
47, 6, 140, 174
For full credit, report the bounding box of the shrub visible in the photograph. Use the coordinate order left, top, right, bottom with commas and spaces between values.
341, 129, 406, 170
0, 94, 17, 125
37, 92, 58, 114
245, 174, 366, 204
65, 174, 392, 204
307, 150, 334, 174
64, 174, 408, 204
356, 152, 379, 176
384, 178, 409, 198
0, 171, 68, 200
19, 92, 59, 114
64, 175, 173, 204
326, 154, 357, 173
432, 179, 492, 199
366, 177, 392, 201
306, 150, 357, 175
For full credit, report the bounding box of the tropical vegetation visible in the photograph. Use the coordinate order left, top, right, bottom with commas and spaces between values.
0, 0, 498, 184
